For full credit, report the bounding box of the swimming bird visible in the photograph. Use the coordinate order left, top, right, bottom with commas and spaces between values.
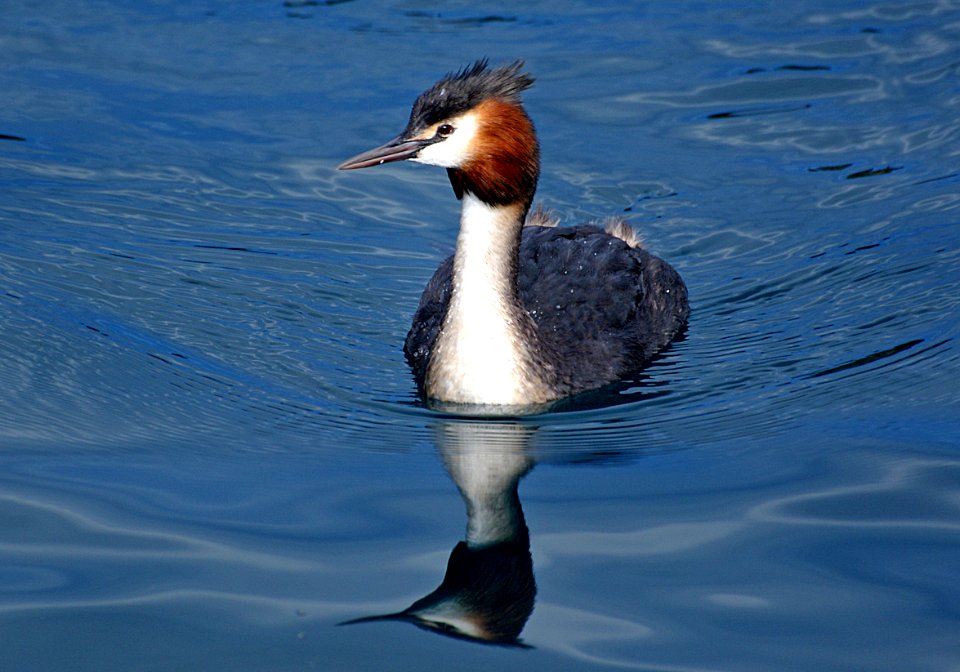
338, 60, 688, 406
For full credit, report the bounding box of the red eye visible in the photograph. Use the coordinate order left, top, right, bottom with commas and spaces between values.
437, 124, 455, 137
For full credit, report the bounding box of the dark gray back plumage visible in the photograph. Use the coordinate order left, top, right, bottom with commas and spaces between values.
404, 224, 689, 399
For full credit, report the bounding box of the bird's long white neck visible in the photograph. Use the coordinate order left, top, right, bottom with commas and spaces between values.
426, 193, 544, 405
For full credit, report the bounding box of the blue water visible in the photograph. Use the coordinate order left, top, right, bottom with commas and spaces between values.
2, 1, 959, 670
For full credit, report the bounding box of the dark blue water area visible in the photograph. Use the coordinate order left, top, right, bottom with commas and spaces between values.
2, 1, 959, 670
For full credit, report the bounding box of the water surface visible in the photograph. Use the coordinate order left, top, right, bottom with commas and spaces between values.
2, 1, 959, 670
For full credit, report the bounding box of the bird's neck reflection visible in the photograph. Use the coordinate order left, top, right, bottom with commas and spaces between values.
342, 421, 537, 646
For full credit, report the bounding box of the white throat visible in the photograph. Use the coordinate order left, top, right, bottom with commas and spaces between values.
426, 194, 533, 405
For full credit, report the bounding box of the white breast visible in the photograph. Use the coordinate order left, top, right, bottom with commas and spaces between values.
426, 195, 531, 405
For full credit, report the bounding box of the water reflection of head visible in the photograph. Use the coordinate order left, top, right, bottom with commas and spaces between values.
341, 420, 537, 646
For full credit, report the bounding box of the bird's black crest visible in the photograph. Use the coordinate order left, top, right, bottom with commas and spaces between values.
405, 59, 535, 133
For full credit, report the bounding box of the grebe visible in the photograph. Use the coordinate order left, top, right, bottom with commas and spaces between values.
338, 60, 688, 406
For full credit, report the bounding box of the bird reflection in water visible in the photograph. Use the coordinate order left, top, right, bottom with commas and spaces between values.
341, 421, 537, 646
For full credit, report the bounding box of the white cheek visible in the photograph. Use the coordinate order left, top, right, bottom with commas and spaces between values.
412, 114, 478, 168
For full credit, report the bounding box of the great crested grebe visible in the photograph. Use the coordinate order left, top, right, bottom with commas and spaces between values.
338, 60, 688, 406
